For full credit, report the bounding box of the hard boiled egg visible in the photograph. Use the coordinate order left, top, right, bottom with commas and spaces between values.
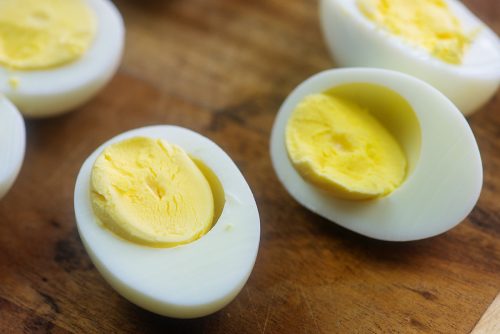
0, 95, 25, 199
0, 0, 124, 118
320, 0, 500, 115
270, 68, 482, 241
74, 126, 260, 318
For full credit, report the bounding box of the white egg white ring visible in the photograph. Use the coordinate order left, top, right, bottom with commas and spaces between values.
74, 126, 260, 318
320, 0, 500, 115
0, 0, 125, 118
0, 95, 25, 200
270, 68, 482, 241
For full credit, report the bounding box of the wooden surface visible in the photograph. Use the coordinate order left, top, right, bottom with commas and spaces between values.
1, 0, 500, 333
472, 294, 500, 334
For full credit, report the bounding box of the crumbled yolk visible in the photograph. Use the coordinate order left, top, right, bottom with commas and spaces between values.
91, 137, 215, 248
357, 0, 471, 64
8, 76, 19, 89
286, 93, 407, 200
0, 0, 96, 70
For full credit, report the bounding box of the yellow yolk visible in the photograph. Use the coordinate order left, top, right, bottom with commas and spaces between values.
285, 93, 407, 200
0, 0, 96, 70
357, 0, 471, 64
90, 137, 215, 248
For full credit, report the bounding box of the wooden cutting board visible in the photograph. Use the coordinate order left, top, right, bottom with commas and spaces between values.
1, 0, 499, 332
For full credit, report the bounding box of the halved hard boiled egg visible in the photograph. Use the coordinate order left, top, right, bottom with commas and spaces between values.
270, 68, 482, 241
74, 126, 260, 318
320, 0, 500, 115
0, 0, 124, 118
0, 95, 25, 199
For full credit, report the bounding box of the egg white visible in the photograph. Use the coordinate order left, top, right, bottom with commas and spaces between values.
74, 126, 260, 318
0, 95, 25, 199
270, 68, 482, 241
320, 0, 500, 115
0, 0, 125, 118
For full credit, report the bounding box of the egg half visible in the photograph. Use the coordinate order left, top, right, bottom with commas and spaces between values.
0, 0, 124, 118
74, 125, 260, 318
270, 68, 482, 241
320, 0, 500, 115
0, 95, 25, 200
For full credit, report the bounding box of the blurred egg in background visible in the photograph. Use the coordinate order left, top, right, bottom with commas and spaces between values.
320, 0, 500, 115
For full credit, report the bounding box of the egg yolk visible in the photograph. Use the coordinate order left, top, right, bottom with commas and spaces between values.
285, 93, 407, 200
90, 137, 215, 248
357, 0, 471, 64
0, 0, 96, 70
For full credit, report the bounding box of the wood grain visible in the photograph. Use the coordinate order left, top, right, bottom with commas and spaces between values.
1, 0, 500, 333
472, 294, 500, 334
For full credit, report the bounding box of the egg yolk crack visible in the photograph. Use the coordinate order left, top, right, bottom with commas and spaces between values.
91, 137, 215, 247
357, 0, 471, 64
286, 93, 407, 200
0, 0, 96, 70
